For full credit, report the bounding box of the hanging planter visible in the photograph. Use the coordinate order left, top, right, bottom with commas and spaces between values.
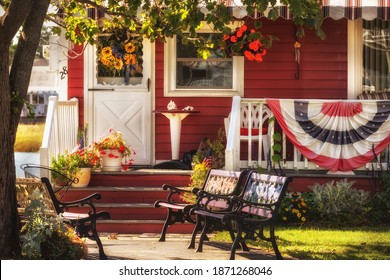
221, 24, 270, 62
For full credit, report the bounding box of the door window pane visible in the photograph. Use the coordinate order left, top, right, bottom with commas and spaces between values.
97, 29, 143, 86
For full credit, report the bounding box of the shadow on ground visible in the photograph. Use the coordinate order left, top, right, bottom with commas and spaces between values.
85, 233, 295, 260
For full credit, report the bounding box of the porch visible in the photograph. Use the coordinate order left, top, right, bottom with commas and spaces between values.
39, 95, 385, 234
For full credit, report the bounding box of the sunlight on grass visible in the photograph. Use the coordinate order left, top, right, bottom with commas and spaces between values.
15, 123, 45, 152
213, 226, 390, 260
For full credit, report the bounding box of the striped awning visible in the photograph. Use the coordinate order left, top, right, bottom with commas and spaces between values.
227, 0, 390, 20
323, 0, 390, 20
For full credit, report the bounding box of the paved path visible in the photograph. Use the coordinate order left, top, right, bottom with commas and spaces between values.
85, 233, 290, 260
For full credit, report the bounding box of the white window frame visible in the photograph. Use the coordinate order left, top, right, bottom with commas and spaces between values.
164, 27, 244, 97
348, 19, 364, 99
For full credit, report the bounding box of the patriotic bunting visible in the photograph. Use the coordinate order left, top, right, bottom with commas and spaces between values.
266, 99, 390, 171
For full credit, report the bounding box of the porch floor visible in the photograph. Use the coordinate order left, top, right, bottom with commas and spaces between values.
84, 233, 295, 260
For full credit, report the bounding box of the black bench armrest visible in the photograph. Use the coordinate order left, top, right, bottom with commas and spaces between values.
159, 184, 193, 203
59, 193, 103, 213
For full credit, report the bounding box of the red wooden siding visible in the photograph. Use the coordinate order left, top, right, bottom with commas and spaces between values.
68, 44, 85, 124
67, 18, 348, 163
154, 18, 348, 161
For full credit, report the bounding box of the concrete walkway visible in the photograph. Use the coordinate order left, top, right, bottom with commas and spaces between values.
85, 233, 290, 260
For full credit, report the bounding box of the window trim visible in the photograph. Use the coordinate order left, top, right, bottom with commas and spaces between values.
348, 19, 363, 99
164, 32, 244, 97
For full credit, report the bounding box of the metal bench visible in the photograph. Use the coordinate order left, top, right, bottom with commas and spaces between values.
154, 169, 249, 242
190, 172, 291, 260
19, 163, 111, 260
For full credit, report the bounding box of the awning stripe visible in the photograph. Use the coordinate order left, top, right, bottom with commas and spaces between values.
228, 0, 390, 20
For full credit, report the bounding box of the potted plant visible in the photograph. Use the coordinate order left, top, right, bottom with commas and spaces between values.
94, 129, 135, 171
51, 146, 100, 187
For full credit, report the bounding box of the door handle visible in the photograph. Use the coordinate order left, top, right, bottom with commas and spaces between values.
147, 78, 150, 92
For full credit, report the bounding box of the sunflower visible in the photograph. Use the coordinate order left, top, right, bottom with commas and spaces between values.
125, 42, 136, 53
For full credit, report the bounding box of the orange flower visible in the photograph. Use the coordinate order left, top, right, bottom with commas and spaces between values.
244, 50, 255, 61
249, 40, 261, 52
254, 53, 263, 62
230, 36, 237, 43
124, 54, 137, 65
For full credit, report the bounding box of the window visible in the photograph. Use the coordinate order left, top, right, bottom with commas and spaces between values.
165, 31, 244, 97
362, 19, 390, 94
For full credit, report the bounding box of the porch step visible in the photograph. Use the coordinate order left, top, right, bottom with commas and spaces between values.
64, 170, 193, 234
96, 220, 194, 234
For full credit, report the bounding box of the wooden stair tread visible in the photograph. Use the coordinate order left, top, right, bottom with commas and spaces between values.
94, 202, 156, 208
67, 186, 164, 191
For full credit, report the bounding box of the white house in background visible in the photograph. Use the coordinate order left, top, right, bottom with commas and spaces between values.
21, 34, 69, 117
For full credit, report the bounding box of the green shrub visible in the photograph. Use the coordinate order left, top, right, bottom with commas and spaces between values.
309, 179, 371, 226
371, 172, 390, 223
20, 189, 86, 259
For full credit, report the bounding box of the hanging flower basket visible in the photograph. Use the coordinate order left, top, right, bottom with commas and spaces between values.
222, 24, 268, 62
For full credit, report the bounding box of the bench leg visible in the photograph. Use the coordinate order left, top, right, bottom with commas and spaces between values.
196, 217, 209, 253
230, 223, 243, 260
91, 220, 107, 260
270, 225, 283, 260
188, 215, 203, 249
159, 208, 175, 242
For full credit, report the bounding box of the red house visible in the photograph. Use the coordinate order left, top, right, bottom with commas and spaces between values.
44, 1, 390, 233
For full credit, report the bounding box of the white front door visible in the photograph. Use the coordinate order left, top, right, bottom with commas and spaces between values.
85, 39, 154, 165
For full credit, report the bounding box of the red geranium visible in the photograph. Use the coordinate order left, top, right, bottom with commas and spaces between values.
222, 24, 270, 62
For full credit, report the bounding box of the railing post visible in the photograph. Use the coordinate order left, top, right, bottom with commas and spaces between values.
225, 96, 241, 171
40, 96, 58, 167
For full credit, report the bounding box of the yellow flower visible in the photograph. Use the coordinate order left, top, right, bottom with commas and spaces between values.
301, 217, 306, 222
101, 46, 112, 56
124, 54, 137, 65
125, 42, 136, 53
285, 207, 289, 212
282, 217, 287, 221
100, 55, 113, 67
114, 58, 124, 70
297, 213, 302, 218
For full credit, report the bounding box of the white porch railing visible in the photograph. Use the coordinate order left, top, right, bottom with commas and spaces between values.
224, 96, 389, 172
40, 96, 79, 167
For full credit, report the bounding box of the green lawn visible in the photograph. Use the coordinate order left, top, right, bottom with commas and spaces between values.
213, 225, 390, 260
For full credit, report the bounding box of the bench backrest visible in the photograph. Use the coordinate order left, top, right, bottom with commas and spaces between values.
20, 163, 75, 214
198, 169, 250, 209
16, 178, 58, 216
240, 173, 291, 219
202, 169, 244, 195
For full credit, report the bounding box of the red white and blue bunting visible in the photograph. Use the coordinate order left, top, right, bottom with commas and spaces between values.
266, 99, 390, 171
